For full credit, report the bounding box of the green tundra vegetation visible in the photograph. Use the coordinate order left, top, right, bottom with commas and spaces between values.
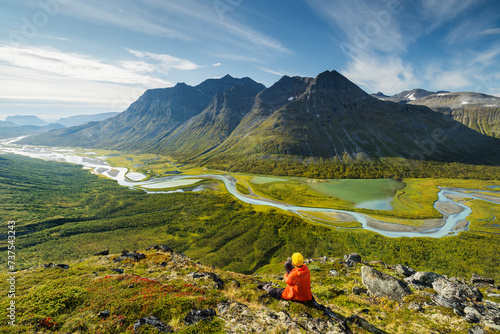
3, 246, 496, 333
0, 154, 499, 284
203, 155, 500, 180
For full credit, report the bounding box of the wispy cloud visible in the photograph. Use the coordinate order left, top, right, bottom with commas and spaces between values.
0, 45, 203, 87
258, 67, 287, 77
0, 64, 138, 108
479, 28, 500, 36
212, 62, 222, 67
125, 49, 202, 72
60, 1, 191, 41
419, 0, 484, 30
0, 46, 205, 115
443, 12, 499, 45
61, 0, 290, 58
341, 53, 420, 94
306, 0, 411, 54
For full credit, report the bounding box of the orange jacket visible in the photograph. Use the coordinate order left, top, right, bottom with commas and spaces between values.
281, 264, 312, 301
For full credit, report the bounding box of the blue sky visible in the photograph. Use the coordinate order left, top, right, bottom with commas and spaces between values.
1, 0, 499, 120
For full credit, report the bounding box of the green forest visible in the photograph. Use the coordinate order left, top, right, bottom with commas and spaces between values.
203, 155, 500, 180
0, 154, 499, 282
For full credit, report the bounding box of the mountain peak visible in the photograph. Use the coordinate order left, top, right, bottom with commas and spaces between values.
310, 70, 369, 98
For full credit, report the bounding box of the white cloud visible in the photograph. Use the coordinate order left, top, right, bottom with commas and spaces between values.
126, 49, 202, 71
61, 0, 290, 58
0, 64, 141, 109
0, 45, 204, 90
212, 62, 222, 67
0, 46, 205, 118
341, 54, 419, 95
420, 0, 482, 22
443, 13, 499, 45
431, 71, 472, 90
479, 28, 500, 36
60, 1, 191, 41
306, 0, 409, 54
0, 45, 176, 86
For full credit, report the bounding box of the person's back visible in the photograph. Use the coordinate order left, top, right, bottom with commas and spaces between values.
281, 262, 312, 301
259, 252, 312, 302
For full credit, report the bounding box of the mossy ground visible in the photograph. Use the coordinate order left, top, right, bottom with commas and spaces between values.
2, 248, 497, 333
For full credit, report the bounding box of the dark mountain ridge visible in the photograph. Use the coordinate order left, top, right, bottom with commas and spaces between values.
29, 75, 265, 151
24, 71, 500, 165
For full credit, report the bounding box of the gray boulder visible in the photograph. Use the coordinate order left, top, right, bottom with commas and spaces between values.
471, 273, 495, 286
344, 253, 361, 264
481, 301, 500, 331
361, 266, 412, 301
184, 308, 216, 325
329, 269, 339, 276
189, 272, 224, 289
466, 313, 480, 323
133, 316, 172, 333
352, 286, 368, 295
432, 277, 483, 302
393, 264, 415, 277
468, 325, 486, 334
405, 271, 442, 288
432, 294, 463, 310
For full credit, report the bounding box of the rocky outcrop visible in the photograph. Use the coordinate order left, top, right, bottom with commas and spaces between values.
432, 277, 483, 302
344, 253, 362, 265
121, 250, 146, 261
216, 300, 351, 334
133, 316, 172, 333
405, 271, 442, 289
393, 264, 415, 277
94, 250, 109, 256
44, 263, 69, 269
188, 272, 224, 289
184, 308, 217, 325
146, 244, 174, 253
471, 273, 495, 286
361, 266, 412, 301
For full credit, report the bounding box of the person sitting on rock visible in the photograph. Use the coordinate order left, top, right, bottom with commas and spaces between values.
258, 252, 312, 302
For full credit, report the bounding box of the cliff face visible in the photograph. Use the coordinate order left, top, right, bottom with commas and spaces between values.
409, 92, 500, 138
3, 247, 499, 333
23, 71, 500, 165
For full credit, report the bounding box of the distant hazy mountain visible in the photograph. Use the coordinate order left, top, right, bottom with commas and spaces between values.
5, 115, 48, 126
409, 92, 500, 138
55, 112, 120, 127
0, 120, 16, 127
0, 123, 65, 140
371, 89, 443, 103
24, 71, 500, 165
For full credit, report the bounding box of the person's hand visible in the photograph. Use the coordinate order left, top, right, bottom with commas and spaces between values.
284, 261, 294, 274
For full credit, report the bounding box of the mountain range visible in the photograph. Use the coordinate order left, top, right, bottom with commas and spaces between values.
373, 90, 500, 139
0, 112, 119, 140
23, 71, 500, 165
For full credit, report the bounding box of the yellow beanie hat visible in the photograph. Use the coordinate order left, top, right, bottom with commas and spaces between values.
292, 253, 304, 266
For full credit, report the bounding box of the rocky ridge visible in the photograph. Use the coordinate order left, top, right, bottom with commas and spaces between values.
2, 247, 500, 333
22, 71, 500, 165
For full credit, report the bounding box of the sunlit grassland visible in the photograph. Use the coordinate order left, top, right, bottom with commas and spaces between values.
296, 211, 363, 229
1, 154, 500, 284
437, 179, 500, 189
235, 182, 250, 195
245, 177, 443, 220
465, 200, 500, 233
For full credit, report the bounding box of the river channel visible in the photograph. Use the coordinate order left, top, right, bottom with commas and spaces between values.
1, 140, 499, 238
